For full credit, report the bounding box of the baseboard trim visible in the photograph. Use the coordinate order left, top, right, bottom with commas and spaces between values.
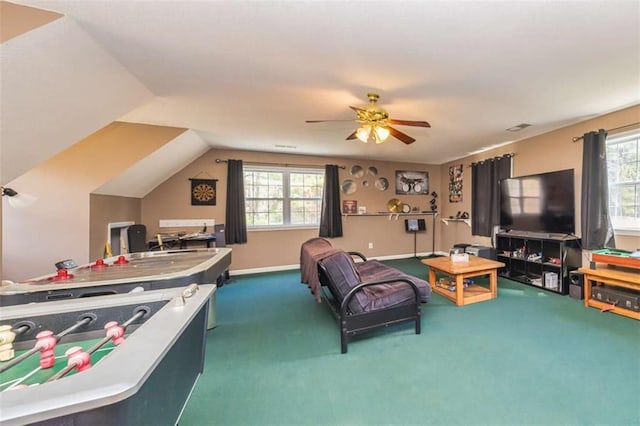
229, 251, 448, 276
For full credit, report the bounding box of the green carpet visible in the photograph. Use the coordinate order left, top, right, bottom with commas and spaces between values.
180, 258, 640, 425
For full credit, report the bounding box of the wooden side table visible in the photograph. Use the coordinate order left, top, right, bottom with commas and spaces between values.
578, 266, 640, 320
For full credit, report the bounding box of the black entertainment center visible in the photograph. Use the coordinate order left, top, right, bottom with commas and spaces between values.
495, 232, 581, 294
496, 169, 581, 294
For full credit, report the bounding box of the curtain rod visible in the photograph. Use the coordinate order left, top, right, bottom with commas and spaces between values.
215, 159, 345, 169
467, 152, 515, 168
572, 121, 640, 142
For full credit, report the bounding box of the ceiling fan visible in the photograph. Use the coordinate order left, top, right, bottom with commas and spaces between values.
306, 93, 431, 144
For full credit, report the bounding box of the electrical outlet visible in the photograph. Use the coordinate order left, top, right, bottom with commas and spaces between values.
368, 242, 374, 249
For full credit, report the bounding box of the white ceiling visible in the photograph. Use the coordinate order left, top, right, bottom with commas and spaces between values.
14, 0, 640, 165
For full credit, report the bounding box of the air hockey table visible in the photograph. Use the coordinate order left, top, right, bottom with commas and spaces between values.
0, 248, 231, 306
0, 284, 215, 425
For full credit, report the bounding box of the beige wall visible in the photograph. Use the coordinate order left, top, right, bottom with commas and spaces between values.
440, 104, 640, 258
142, 107, 639, 273
0, 1, 62, 43
89, 194, 142, 260
142, 149, 440, 271
2, 122, 185, 281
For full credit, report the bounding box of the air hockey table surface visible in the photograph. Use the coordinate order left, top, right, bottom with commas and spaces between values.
0, 284, 215, 425
0, 247, 231, 305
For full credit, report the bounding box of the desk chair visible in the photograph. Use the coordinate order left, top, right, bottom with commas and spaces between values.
128, 224, 147, 253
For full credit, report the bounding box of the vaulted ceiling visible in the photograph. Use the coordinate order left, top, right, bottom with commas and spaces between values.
3, 1, 640, 185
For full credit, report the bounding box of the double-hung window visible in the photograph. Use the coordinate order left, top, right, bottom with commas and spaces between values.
244, 165, 324, 229
606, 131, 640, 235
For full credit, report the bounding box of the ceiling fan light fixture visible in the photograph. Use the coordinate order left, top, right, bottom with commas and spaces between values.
374, 126, 390, 144
356, 126, 371, 143
306, 93, 428, 145
356, 125, 389, 144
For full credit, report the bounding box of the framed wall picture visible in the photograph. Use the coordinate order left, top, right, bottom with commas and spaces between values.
449, 164, 463, 202
343, 200, 357, 214
395, 170, 429, 195
190, 178, 217, 206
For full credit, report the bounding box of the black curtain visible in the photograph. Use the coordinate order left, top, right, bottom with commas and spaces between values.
471, 155, 512, 237
581, 130, 615, 249
319, 164, 343, 238
225, 159, 247, 244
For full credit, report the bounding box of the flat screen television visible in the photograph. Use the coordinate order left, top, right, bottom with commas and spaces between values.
499, 169, 575, 235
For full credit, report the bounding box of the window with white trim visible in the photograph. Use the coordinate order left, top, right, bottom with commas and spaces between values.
244, 165, 324, 228
606, 131, 640, 233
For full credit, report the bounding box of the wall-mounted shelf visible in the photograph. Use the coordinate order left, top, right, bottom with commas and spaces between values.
342, 212, 438, 220
441, 218, 471, 227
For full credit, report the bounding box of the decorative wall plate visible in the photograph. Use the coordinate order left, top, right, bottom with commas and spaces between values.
350, 165, 364, 178
368, 166, 378, 177
341, 179, 357, 194
375, 177, 389, 191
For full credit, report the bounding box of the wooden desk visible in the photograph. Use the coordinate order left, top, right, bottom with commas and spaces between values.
578, 265, 640, 320
421, 255, 505, 306
148, 233, 216, 250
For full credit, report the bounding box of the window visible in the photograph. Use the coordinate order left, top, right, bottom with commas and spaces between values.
607, 131, 640, 233
244, 165, 324, 229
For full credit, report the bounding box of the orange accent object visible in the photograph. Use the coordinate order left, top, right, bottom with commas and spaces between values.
600, 304, 617, 313
592, 250, 640, 270
113, 255, 130, 265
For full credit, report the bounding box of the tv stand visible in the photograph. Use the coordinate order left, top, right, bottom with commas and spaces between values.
495, 233, 581, 294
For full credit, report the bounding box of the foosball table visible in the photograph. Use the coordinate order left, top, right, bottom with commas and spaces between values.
0, 248, 231, 306
0, 284, 215, 425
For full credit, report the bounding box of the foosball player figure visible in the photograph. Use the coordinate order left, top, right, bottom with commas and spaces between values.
65, 346, 92, 372
0, 325, 16, 361
105, 321, 125, 345
36, 330, 58, 369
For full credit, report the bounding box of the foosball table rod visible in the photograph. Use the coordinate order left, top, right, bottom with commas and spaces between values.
0, 316, 93, 374
45, 309, 146, 383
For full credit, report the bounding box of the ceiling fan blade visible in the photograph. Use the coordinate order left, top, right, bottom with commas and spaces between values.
387, 126, 416, 144
346, 131, 357, 140
349, 105, 367, 113
388, 119, 431, 128
305, 119, 354, 123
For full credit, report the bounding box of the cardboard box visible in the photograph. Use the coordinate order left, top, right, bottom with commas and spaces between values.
451, 253, 469, 262
544, 272, 559, 290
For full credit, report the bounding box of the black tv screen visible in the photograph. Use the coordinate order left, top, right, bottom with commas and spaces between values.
499, 169, 575, 235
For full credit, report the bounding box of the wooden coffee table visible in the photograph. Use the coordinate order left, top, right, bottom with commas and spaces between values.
421, 255, 505, 306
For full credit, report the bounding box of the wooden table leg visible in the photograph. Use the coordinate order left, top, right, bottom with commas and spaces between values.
455, 274, 464, 306
489, 269, 498, 299
428, 268, 436, 288
583, 275, 592, 307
